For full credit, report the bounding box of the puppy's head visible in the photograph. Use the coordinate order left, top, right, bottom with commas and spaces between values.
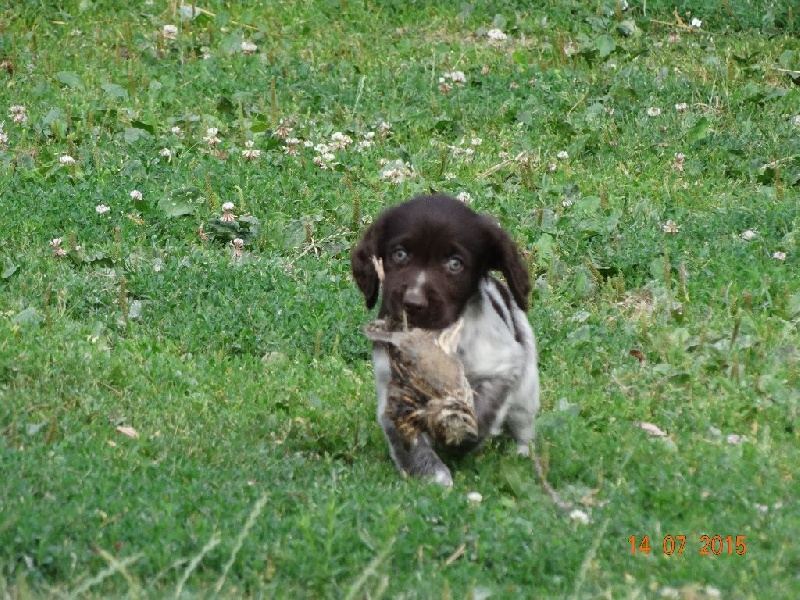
351, 194, 530, 329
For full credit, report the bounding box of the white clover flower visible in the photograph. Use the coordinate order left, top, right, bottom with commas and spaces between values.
242, 140, 261, 160
442, 70, 466, 83
50, 238, 67, 258
792, 115, 800, 127
379, 159, 414, 184
160, 147, 172, 159
691, 18, 702, 28
547, 163, 557, 172
675, 102, 688, 111
59, 155, 76, 165
275, 124, 293, 139
486, 28, 508, 41
562, 199, 573, 208
130, 190, 143, 201
438, 81, 453, 94
569, 509, 590, 524
240, 40, 258, 54
563, 41, 579, 57
96, 204, 110, 215
331, 132, 351, 144
330, 132, 353, 151
200, 46, 212, 59
471, 137, 483, 146
203, 127, 221, 146
171, 126, 182, 135
647, 107, 661, 117
230, 238, 244, 260
314, 143, 330, 154
662, 220, 680, 233
466, 491, 483, 503
556, 150, 569, 160
740, 230, 757, 241
357, 140, 373, 150
162, 24, 178, 40
727, 433, 745, 444
673, 153, 685, 171
378, 120, 392, 133
220, 202, 236, 222
9, 105, 27, 124
363, 131, 376, 140
444, 172, 456, 180
773, 251, 786, 261
456, 191, 473, 203
283, 137, 301, 155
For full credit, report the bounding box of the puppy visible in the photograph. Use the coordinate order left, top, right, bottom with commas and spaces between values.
352, 194, 540, 486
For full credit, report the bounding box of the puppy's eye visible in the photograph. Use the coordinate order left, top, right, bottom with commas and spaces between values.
392, 247, 409, 264
445, 256, 464, 273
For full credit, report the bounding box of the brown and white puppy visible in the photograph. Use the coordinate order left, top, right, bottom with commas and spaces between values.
352, 194, 540, 486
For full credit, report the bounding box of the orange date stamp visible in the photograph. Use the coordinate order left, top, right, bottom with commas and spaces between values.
629, 535, 747, 556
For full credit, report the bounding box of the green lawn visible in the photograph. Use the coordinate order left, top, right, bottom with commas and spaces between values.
1, 0, 799, 597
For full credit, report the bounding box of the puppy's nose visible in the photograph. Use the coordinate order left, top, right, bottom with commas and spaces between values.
403, 288, 428, 311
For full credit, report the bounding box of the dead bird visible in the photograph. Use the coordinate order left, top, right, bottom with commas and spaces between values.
364, 318, 479, 449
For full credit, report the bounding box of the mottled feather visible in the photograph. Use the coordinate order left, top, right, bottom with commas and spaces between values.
364, 318, 478, 447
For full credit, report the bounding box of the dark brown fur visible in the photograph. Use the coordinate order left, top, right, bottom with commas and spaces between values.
351, 194, 530, 330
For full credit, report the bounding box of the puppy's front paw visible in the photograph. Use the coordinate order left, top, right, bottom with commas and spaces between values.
409, 440, 453, 486
431, 467, 453, 487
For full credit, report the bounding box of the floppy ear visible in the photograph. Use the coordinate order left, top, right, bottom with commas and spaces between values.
480, 216, 531, 311
351, 216, 386, 309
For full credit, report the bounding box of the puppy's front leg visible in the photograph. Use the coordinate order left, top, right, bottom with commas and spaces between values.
472, 377, 516, 438
374, 346, 452, 486
380, 416, 452, 486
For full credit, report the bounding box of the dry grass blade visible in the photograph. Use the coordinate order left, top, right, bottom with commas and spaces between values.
65, 552, 143, 600
173, 533, 221, 599
344, 536, 396, 600
529, 440, 574, 512
569, 517, 611, 600
214, 492, 270, 593
443, 542, 467, 567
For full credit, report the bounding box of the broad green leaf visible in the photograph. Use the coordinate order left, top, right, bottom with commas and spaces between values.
616, 19, 640, 37
787, 292, 800, 318
2, 259, 19, 280
42, 108, 68, 137
159, 187, 203, 218
12, 306, 42, 328
595, 34, 615, 58
56, 71, 84, 89
686, 117, 710, 144
131, 120, 156, 134
101, 83, 128, 99
124, 127, 152, 144
533, 233, 555, 266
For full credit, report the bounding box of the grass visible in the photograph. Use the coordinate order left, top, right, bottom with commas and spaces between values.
1, 0, 799, 597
